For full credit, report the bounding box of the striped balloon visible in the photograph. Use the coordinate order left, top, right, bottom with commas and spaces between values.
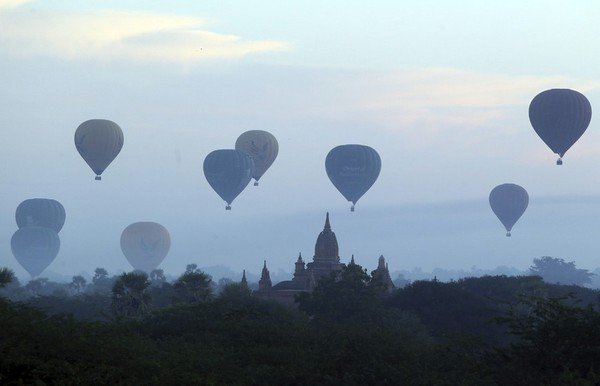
529, 89, 592, 165
16, 198, 66, 233
75, 119, 124, 180
203, 149, 255, 210
11, 227, 60, 277
325, 144, 381, 211
235, 130, 279, 186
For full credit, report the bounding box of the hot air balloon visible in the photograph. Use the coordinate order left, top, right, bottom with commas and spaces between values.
235, 130, 279, 186
75, 119, 124, 180
529, 89, 592, 165
120, 222, 171, 272
489, 183, 529, 237
16, 198, 66, 233
11, 227, 60, 277
325, 144, 381, 211
203, 149, 255, 210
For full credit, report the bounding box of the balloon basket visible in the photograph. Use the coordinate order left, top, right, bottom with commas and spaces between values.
350, 205, 355, 212
226, 205, 231, 210
506, 232, 511, 237
95, 176, 102, 181
556, 158, 563, 165
254, 181, 259, 186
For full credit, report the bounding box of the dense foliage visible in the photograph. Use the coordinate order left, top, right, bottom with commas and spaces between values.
1, 263, 599, 385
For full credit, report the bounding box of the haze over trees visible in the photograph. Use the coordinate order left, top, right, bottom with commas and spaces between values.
529, 256, 594, 286
1, 260, 600, 384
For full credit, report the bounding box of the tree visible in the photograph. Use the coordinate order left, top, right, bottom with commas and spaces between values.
173, 271, 212, 304
297, 262, 396, 325
111, 272, 151, 319
529, 256, 593, 286
92, 268, 109, 285
495, 296, 600, 384
70, 275, 87, 294
185, 263, 200, 273
218, 282, 251, 300
0, 267, 14, 288
149, 269, 166, 285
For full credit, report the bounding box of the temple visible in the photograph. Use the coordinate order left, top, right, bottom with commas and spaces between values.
254, 213, 395, 306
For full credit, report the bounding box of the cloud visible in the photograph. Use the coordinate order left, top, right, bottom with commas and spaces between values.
0, 6, 288, 62
310, 67, 600, 156
0, 0, 31, 9
352, 68, 600, 129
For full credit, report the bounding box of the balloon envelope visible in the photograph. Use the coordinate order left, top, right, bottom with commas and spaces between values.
235, 130, 279, 184
203, 149, 255, 208
11, 227, 60, 277
489, 184, 529, 236
75, 119, 124, 179
16, 198, 66, 233
325, 145, 381, 209
121, 222, 171, 272
529, 89, 592, 160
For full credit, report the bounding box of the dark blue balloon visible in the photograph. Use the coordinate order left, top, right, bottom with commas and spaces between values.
325, 145, 381, 211
529, 89, 592, 164
75, 119, 124, 180
16, 198, 66, 233
11, 226, 60, 277
203, 149, 255, 209
489, 183, 529, 237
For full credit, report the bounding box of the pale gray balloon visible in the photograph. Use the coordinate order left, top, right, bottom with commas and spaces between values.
235, 130, 278, 186
121, 222, 171, 272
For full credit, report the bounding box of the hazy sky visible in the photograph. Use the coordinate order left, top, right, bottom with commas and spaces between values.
2, 0, 600, 280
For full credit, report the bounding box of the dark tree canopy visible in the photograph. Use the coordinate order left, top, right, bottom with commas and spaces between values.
70, 275, 87, 294
173, 271, 213, 304
1, 268, 600, 384
0, 268, 14, 288
111, 271, 151, 319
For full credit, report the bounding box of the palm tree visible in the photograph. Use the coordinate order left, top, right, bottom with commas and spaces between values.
174, 271, 213, 304
111, 272, 151, 318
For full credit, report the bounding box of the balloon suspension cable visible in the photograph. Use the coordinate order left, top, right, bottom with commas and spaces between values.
226, 205, 231, 210
254, 181, 259, 186
506, 231, 511, 237
350, 204, 355, 212
556, 157, 563, 165
95, 175, 102, 181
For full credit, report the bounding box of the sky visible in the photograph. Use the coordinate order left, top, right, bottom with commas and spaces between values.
2, 0, 600, 280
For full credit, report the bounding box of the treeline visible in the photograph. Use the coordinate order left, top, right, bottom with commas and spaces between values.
1, 264, 600, 384
393, 256, 598, 288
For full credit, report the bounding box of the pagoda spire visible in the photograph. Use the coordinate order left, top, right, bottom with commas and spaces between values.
294, 252, 306, 279
313, 212, 339, 262
259, 260, 272, 291
241, 269, 248, 287
372, 255, 395, 293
